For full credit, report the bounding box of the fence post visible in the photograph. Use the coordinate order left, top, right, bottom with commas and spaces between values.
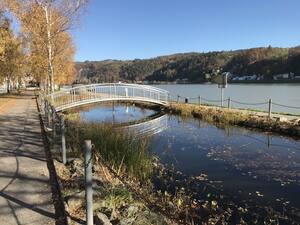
84, 140, 93, 225
177, 95, 179, 103
47, 102, 51, 128
228, 97, 231, 109
268, 99, 272, 118
220, 87, 224, 108
52, 106, 56, 137
60, 115, 67, 164
45, 100, 49, 123
198, 96, 201, 106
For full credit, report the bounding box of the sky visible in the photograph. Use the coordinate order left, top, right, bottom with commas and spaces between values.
72, 0, 300, 61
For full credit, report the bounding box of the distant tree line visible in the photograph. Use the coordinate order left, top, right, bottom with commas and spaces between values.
76, 46, 300, 83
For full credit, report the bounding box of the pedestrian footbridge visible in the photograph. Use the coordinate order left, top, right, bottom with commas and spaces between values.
46, 83, 169, 112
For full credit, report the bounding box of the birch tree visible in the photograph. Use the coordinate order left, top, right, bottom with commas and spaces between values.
0, 17, 25, 92
6, 0, 88, 93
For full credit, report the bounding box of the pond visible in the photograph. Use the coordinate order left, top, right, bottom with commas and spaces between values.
76, 102, 300, 223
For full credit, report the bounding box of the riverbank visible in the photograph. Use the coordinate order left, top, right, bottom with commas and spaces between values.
57, 103, 300, 224
164, 102, 300, 139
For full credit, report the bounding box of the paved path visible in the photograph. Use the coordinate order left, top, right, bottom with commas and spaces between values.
0, 92, 56, 225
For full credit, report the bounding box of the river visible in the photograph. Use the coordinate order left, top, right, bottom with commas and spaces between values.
153, 83, 300, 115
74, 102, 300, 224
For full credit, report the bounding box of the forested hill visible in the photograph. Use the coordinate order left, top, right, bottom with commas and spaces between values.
75, 46, 300, 83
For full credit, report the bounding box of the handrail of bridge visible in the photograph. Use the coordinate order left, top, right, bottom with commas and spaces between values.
45, 83, 169, 111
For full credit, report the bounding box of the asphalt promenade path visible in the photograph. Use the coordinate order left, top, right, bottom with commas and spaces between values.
0, 91, 56, 225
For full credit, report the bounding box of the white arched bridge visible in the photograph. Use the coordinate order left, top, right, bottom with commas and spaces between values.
46, 83, 169, 112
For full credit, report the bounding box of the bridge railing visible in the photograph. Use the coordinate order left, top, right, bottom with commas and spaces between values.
46, 83, 169, 111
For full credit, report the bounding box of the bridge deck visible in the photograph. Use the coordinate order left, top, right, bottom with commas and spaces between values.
46, 83, 169, 112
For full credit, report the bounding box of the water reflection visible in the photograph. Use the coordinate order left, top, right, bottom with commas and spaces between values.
80, 102, 157, 124
77, 102, 169, 136
119, 114, 168, 136
151, 116, 300, 212
77, 103, 300, 222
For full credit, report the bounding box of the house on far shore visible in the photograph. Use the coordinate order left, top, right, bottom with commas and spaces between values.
294, 75, 300, 80
232, 74, 257, 81
273, 73, 290, 80
175, 78, 189, 84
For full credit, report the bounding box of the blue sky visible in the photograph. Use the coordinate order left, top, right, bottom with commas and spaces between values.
73, 0, 300, 61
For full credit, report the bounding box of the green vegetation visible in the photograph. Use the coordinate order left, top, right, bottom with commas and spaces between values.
65, 119, 154, 181
76, 46, 300, 83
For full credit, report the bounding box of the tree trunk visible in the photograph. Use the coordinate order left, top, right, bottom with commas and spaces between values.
44, 5, 55, 94
6, 78, 10, 93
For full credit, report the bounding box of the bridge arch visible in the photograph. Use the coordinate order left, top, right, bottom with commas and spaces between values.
46, 83, 169, 112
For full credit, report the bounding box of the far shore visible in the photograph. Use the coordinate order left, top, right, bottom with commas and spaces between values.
145, 80, 300, 85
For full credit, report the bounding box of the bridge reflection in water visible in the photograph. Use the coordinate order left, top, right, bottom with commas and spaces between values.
118, 113, 169, 136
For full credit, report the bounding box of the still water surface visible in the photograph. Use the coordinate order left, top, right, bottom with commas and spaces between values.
79, 103, 300, 222
153, 83, 300, 115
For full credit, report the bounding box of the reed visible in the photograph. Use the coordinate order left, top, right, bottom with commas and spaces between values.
65, 119, 154, 181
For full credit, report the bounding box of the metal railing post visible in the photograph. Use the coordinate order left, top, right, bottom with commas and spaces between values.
47, 102, 51, 127
84, 140, 93, 225
268, 99, 272, 118
45, 100, 49, 122
52, 106, 56, 137
228, 97, 231, 109
60, 115, 67, 164
220, 87, 224, 108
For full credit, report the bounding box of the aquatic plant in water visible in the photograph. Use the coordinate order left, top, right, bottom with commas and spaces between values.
65, 119, 154, 181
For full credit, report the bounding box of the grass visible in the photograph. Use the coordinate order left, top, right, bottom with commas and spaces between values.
65, 118, 154, 181
166, 102, 300, 139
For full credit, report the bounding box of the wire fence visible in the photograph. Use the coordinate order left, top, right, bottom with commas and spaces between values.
169, 94, 300, 116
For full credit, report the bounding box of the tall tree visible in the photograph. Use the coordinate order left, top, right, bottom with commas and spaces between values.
0, 16, 25, 92
6, 0, 88, 93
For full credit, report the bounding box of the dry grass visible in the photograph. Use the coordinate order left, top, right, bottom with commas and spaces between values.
167, 102, 300, 138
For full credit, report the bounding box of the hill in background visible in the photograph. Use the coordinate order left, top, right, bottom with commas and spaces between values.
75, 46, 300, 84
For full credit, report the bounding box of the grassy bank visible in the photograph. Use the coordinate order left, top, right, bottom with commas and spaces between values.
165, 102, 300, 139
61, 118, 234, 224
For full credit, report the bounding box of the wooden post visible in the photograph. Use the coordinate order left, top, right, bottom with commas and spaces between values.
228, 97, 231, 109
268, 98, 272, 118
60, 116, 67, 164
84, 140, 93, 225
